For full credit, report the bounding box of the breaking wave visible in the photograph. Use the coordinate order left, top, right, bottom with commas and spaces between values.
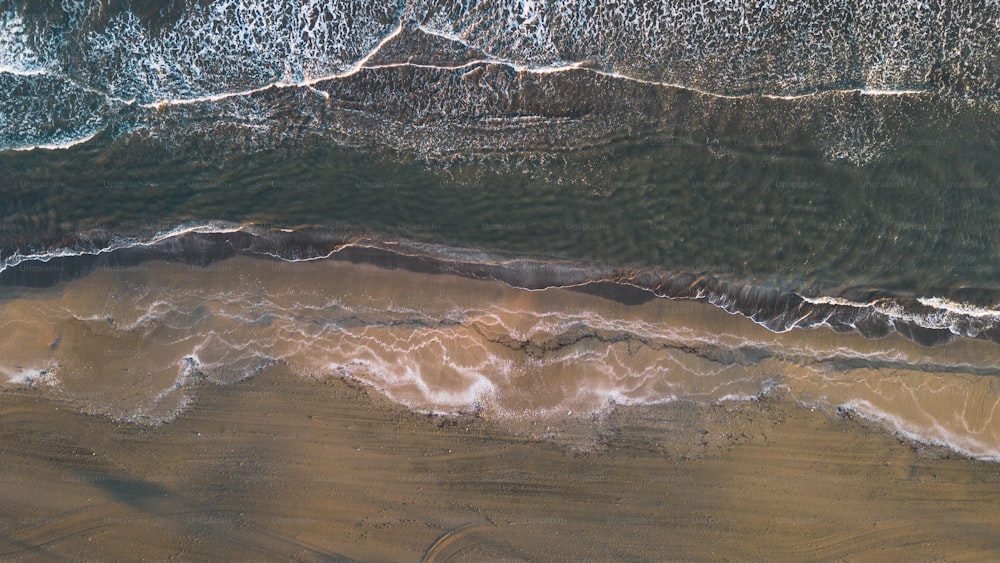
2, 1, 999, 161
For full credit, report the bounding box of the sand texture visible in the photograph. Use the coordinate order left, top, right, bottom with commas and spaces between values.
3, 367, 1000, 561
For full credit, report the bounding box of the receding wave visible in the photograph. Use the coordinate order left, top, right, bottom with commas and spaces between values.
1, 231, 999, 462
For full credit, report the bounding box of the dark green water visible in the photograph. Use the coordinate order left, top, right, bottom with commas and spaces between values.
4, 103, 1000, 295
2, 0, 1000, 335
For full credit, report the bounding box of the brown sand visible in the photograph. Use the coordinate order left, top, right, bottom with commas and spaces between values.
2, 365, 1000, 561
2, 257, 999, 457
2, 257, 1000, 560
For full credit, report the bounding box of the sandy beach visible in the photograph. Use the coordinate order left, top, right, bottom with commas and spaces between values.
1, 257, 999, 560
3, 362, 1000, 560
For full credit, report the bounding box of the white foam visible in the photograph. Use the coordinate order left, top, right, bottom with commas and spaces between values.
2, 366, 59, 388
329, 356, 498, 415
1, 0, 995, 159
0, 10, 43, 75
859, 88, 929, 96
759, 292, 1000, 338
0, 220, 249, 276
799, 295, 871, 308
7, 127, 106, 152
417, 0, 562, 67
918, 297, 1000, 319
839, 399, 1000, 463
716, 392, 763, 403
0, 65, 48, 77
78, 0, 407, 104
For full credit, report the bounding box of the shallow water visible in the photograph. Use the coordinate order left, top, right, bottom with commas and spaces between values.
2, 255, 997, 462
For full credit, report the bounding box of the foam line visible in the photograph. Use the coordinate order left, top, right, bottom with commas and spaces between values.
4, 222, 1000, 345
8, 127, 107, 152
140, 24, 931, 110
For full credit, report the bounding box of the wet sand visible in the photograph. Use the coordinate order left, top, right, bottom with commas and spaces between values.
2, 366, 1000, 561
2, 256, 1000, 560
2, 256, 999, 457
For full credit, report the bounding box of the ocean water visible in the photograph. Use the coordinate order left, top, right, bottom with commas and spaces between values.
2, 0, 1000, 460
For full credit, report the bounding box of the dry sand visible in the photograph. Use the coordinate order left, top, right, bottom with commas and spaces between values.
3, 364, 1000, 561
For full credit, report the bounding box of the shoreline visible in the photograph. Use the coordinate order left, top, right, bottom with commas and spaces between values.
2, 224, 1000, 348
1, 254, 998, 462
